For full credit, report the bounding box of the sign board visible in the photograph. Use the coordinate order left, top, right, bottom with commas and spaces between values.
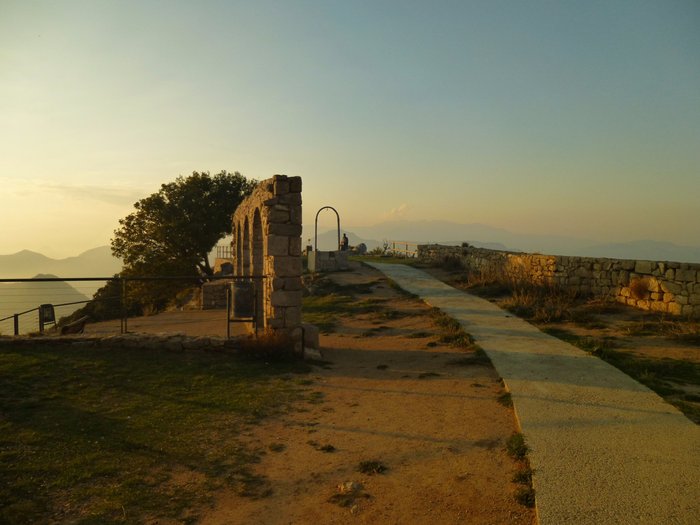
39, 304, 56, 324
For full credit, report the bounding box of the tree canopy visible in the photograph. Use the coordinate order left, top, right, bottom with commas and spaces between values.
112, 171, 255, 278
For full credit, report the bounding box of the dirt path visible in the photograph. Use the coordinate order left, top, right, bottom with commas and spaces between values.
201, 263, 534, 524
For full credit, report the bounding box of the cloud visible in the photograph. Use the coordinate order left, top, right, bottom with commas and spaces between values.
382, 203, 410, 220
4, 179, 146, 207
44, 183, 146, 206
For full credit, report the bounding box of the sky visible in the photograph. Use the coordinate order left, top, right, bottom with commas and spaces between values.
1, 0, 699, 258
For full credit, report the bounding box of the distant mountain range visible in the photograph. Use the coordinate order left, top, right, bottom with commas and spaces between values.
304, 220, 700, 263
0, 246, 121, 279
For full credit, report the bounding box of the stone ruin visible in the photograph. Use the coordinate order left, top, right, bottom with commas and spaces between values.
230, 175, 303, 346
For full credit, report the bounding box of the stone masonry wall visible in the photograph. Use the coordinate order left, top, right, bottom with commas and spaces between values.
231, 175, 303, 342
418, 244, 700, 317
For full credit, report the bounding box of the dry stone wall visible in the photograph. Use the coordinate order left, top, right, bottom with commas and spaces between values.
231, 175, 303, 342
418, 244, 700, 317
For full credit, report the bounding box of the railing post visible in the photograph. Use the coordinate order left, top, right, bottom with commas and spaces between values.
13, 314, 19, 336
120, 278, 127, 334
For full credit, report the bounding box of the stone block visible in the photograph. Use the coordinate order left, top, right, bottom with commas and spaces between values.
267, 235, 289, 256
302, 323, 320, 349
289, 236, 302, 256
647, 278, 660, 293
634, 260, 654, 274
271, 290, 302, 308
274, 178, 289, 195
272, 277, 285, 291
663, 293, 674, 303
272, 256, 302, 277
263, 197, 279, 206
660, 280, 683, 294
289, 176, 302, 193
636, 300, 650, 310
267, 318, 284, 329
619, 260, 635, 270
650, 301, 667, 313
690, 294, 700, 305
268, 223, 303, 236
676, 295, 689, 305
575, 267, 592, 278
267, 208, 290, 223
650, 292, 661, 301
279, 193, 302, 206
667, 302, 682, 315
284, 306, 302, 326
675, 269, 697, 282
290, 206, 302, 225
665, 269, 675, 280
284, 277, 302, 291
682, 304, 694, 316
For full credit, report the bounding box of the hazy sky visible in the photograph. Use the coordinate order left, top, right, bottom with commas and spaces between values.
2, 0, 699, 258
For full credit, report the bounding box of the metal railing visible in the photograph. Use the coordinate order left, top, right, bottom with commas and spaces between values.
216, 245, 233, 259
386, 240, 419, 257
0, 275, 265, 337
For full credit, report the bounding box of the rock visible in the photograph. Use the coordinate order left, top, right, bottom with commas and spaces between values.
338, 481, 362, 495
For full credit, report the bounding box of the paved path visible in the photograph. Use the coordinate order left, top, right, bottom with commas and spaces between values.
367, 263, 700, 525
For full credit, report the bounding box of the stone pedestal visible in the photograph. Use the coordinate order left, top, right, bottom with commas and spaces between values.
308, 250, 349, 272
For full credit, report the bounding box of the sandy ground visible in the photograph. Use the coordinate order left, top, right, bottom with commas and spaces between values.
200, 263, 534, 525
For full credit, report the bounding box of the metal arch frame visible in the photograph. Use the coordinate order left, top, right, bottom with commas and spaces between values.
314, 206, 341, 251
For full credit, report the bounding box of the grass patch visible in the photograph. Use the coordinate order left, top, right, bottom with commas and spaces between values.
302, 294, 354, 333
514, 486, 536, 508
506, 433, 528, 460
406, 331, 432, 339
497, 392, 513, 407
429, 308, 477, 350
0, 344, 309, 524
357, 460, 387, 475
512, 466, 532, 484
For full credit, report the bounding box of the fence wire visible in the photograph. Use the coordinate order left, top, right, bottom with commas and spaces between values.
0, 276, 262, 337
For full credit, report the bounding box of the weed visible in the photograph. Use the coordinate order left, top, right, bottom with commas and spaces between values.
307, 391, 324, 404
512, 466, 532, 484
268, 443, 286, 453
319, 444, 336, 453
406, 331, 432, 339
418, 372, 441, 379
497, 392, 513, 407
358, 460, 387, 475
514, 486, 536, 508
506, 433, 528, 459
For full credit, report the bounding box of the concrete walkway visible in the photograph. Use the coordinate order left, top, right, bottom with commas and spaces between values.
367, 263, 700, 525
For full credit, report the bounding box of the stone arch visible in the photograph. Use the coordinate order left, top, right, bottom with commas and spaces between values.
230, 175, 303, 347
242, 216, 250, 276
252, 207, 265, 321
235, 222, 243, 275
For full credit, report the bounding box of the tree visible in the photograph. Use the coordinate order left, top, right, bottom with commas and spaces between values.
110, 171, 256, 312
112, 171, 256, 277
